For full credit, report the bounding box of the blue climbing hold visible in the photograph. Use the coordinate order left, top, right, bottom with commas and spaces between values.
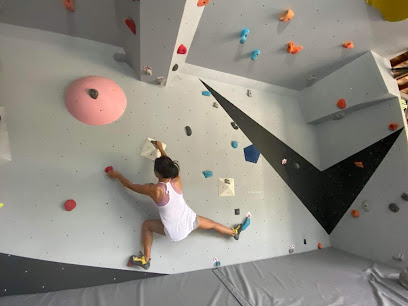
202, 91, 211, 96
215, 261, 221, 267
231, 141, 238, 149
242, 216, 251, 231
251, 49, 260, 61
244, 144, 260, 163
202, 170, 213, 178
240, 28, 250, 44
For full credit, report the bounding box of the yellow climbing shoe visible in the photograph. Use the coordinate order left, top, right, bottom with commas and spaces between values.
127, 252, 150, 270
232, 224, 242, 240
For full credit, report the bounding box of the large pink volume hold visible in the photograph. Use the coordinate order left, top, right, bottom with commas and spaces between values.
65, 76, 127, 125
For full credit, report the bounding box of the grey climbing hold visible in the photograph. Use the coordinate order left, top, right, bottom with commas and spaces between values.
156, 77, 166, 86
224, 179, 231, 184
393, 253, 405, 262
172, 64, 179, 71
202, 171, 213, 178
289, 248, 294, 254
247, 89, 252, 97
235, 208, 240, 215
334, 112, 345, 120
231, 122, 239, 130
89, 89, 99, 99
213, 102, 219, 108
402, 193, 408, 201
294, 162, 300, 169
389, 203, 399, 213
362, 201, 370, 212
231, 141, 238, 149
185, 126, 192, 136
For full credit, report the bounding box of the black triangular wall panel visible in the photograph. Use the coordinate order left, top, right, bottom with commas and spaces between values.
201, 80, 402, 234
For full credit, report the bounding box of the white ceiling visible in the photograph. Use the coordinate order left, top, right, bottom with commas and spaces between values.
187, 0, 408, 90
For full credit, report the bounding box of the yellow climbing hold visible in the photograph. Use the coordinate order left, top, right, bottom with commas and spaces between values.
366, 0, 408, 22
0, 203, 3, 208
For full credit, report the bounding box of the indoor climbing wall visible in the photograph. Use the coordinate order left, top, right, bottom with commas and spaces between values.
0, 23, 329, 275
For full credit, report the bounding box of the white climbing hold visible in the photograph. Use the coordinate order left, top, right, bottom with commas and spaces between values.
282, 159, 287, 165
213, 102, 219, 108
393, 253, 405, 262
143, 66, 152, 75
247, 89, 252, 97
362, 200, 370, 212
219, 178, 235, 197
156, 77, 166, 86
140, 138, 166, 161
246, 212, 252, 218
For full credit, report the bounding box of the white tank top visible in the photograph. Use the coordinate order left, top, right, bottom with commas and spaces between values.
157, 181, 197, 242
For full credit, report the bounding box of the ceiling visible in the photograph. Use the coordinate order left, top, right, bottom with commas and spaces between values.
187, 0, 408, 90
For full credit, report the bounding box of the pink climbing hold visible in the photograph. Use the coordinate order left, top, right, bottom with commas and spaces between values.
105, 166, 113, 173
177, 44, 187, 55
64, 199, 76, 211
64, 0, 75, 12
125, 18, 136, 35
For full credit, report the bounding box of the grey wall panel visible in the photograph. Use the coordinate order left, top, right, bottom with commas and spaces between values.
0, 0, 122, 46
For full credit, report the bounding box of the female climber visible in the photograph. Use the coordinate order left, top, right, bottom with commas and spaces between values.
107, 140, 243, 270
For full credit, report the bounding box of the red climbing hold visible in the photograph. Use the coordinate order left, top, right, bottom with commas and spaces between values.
351, 209, 360, 218
64, 199, 76, 211
125, 18, 136, 35
343, 41, 354, 49
64, 0, 75, 12
336, 99, 346, 109
354, 161, 364, 168
287, 42, 303, 54
105, 166, 113, 173
389, 123, 399, 131
197, 0, 210, 7
318, 243, 322, 249
177, 44, 187, 55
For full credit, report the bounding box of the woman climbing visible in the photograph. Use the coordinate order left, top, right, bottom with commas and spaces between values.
107, 140, 243, 270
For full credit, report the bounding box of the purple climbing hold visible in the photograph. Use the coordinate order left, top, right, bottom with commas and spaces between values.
244, 145, 260, 163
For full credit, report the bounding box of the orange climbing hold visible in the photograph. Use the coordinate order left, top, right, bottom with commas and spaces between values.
343, 41, 354, 49
389, 123, 399, 131
64, 0, 75, 12
177, 44, 187, 55
351, 209, 360, 218
318, 243, 322, 249
337, 99, 347, 109
354, 161, 364, 168
125, 18, 136, 35
197, 0, 210, 7
280, 9, 294, 22
287, 42, 303, 54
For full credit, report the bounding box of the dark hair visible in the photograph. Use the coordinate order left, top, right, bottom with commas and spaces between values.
154, 156, 179, 178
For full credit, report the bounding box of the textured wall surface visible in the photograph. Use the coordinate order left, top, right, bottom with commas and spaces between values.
0, 24, 329, 274
187, 0, 408, 90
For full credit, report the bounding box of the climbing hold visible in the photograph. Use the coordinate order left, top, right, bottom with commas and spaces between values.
304, 239, 307, 244
231, 141, 238, 149
389, 203, 400, 213
289, 245, 295, 254
242, 215, 251, 231
105, 166, 113, 173
247, 89, 252, 97
240, 28, 250, 44
202, 171, 213, 178
362, 200, 370, 212
88, 89, 99, 99
282, 159, 287, 165
343, 41, 354, 49
318, 243, 322, 249
213, 102, 219, 108
140, 138, 166, 161
336, 99, 346, 109
197, 0, 210, 7
185, 126, 192, 136
177, 44, 187, 55
219, 178, 235, 197
294, 163, 300, 169
287, 42, 303, 54
156, 77, 166, 86
0, 203, 3, 208
334, 112, 345, 120
389, 123, 399, 131
64, 199, 76, 211
354, 161, 364, 168
401, 193, 408, 201
235, 209, 240, 215
143, 66, 152, 75
392, 253, 405, 262
172, 64, 179, 71
213, 257, 220, 267
231, 122, 239, 130
202, 91, 211, 96
279, 9, 294, 22
64, 0, 75, 12
366, 0, 408, 22
251, 49, 260, 61
125, 18, 136, 35
351, 209, 360, 218
244, 145, 261, 163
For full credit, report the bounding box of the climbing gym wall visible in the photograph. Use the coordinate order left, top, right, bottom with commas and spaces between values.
0, 23, 329, 275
